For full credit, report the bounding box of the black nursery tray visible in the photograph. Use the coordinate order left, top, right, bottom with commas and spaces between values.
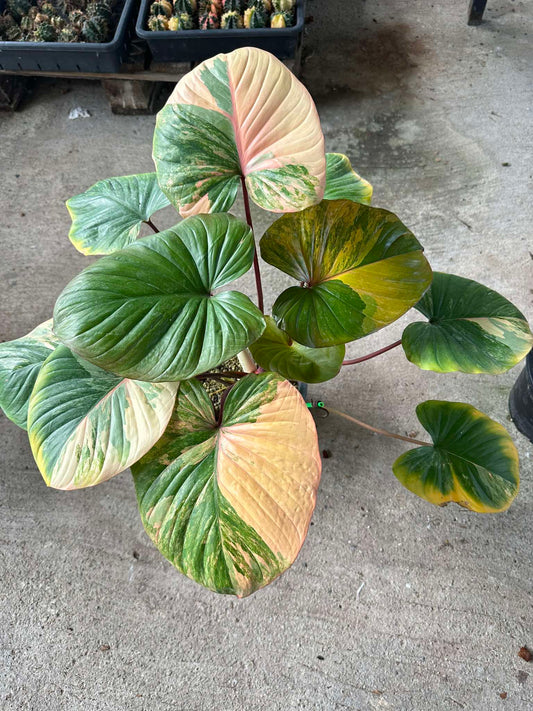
0, 0, 137, 73
136, 0, 305, 64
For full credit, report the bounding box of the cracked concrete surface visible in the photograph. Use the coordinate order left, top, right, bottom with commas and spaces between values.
0, 1, 532, 709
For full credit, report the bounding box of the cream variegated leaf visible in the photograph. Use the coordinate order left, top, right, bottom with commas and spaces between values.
402, 272, 533, 374
132, 374, 322, 597
28, 345, 178, 490
0, 319, 59, 430
153, 47, 325, 216
66, 173, 170, 255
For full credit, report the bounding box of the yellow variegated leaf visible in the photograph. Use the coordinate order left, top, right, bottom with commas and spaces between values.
153, 47, 326, 216
260, 199, 432, 347
28, 346, 178, 490
132, 374, 321, 597
393, 401, 519, 513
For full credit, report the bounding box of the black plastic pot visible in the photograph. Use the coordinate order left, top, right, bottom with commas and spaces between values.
0, 0, 137, 72
509, 350, 533, 443
136, 0, 305, 64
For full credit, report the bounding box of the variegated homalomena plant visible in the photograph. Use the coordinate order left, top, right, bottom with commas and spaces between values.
1, 48, 532, 597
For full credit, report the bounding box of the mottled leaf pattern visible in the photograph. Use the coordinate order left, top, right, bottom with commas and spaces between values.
402, 272, 533, 374
393, 401, 519, 513
153, 47, 325, 216
249, 316, 345, 383
54, 213, 265, 382
67, 173, 170, 255
28, 346, 178, 490
324, 153, 373, 204
260, 199, 432, 347
0, 319, 59, 430
132, 374, 321, 597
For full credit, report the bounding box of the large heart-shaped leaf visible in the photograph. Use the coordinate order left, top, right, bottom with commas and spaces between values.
0, 319, 59, 430
392, 400, 519, 513
153, 47, 325, 217
132, 374, 321, 597
249, 316, 345, 383
323, 153, 373, 204
28, 345, 178, 490
67, 173, 171, 255
260, 199, 432, 347
54, 213, 265, 382
402, 272, 533, 374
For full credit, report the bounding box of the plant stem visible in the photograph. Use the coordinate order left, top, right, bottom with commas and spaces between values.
145, 218, 160, 234
342, 339, 402, 366
240, 176, 264, 314
217, 385, 233, 427
196, 371, 247, 381
327, 407, 432, 447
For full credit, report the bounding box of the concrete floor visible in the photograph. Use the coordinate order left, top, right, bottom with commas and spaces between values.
1, 1, 532, 709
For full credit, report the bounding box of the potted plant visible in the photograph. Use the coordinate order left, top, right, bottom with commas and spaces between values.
135, 0, 305, 63
1, 47, 531, 598
509, 351, 533, 443
0, 0, 137, 72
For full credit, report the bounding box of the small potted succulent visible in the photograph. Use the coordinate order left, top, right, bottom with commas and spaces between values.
144, 0, 297, 32
1, 47, 531, 598
0, 0, 116, 43
136, 0, 304, 63
0, 0, 136, 72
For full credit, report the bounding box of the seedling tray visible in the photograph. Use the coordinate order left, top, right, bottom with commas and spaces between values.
0, 0, 137, 73
136, 0, 305, 64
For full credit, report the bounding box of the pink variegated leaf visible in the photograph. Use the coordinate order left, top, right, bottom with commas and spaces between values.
153, 47, 325, 216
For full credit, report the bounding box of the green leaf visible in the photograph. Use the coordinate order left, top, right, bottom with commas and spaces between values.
28, 345, 178, 490
392, 400, 519, 513
153, 48, 325, 217
249, 316, 345, 383
0, 319, 59, 430
260, 199, 432, 347
54, 213, 265, 382
402, 272, 533, 374
132, 374, 321, 597
66, 173, 170, 255
323, 153, 373, 204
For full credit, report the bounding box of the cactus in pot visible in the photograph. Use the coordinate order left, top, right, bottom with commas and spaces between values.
168, 12, 193, 29
221, 8, 242, 26
199, 9, 219, 28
